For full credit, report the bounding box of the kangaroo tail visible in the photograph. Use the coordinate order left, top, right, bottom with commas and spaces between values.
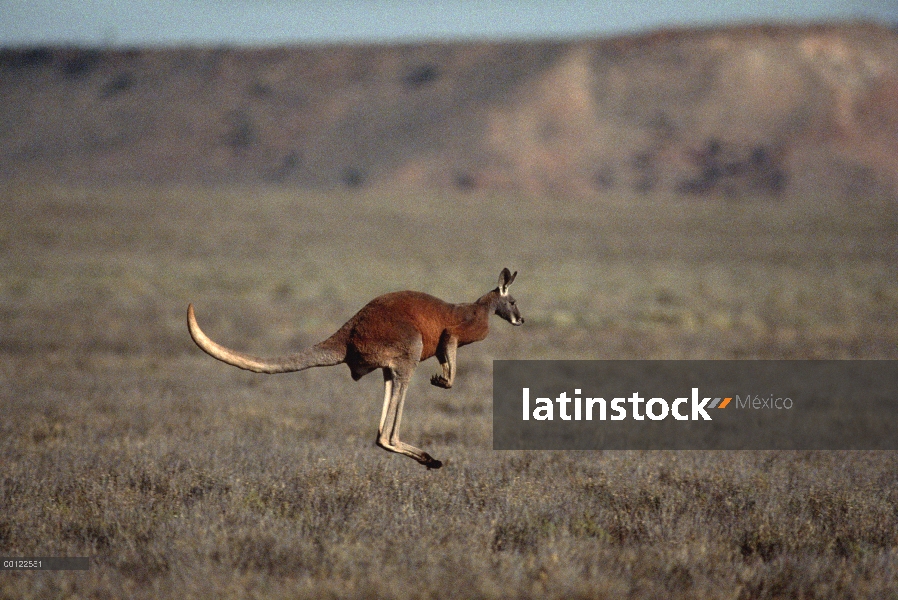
187, 304, 345, 374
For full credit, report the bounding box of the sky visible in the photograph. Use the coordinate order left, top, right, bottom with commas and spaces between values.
3, 0, 897, 47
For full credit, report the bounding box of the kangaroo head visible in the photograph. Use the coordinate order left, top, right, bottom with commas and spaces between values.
494, 268, 524, 326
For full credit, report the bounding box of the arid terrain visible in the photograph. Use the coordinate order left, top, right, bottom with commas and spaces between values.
2, 23, 898, 197
1, 180, 896, 597
2, 21, 898, 600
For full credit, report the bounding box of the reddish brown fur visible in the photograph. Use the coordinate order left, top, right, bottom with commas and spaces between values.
323, 291, 495, 379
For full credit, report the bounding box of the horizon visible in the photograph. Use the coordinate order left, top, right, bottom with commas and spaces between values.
3, 0, 897, 48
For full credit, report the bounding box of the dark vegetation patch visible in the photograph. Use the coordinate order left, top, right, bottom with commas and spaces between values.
0, 47, 55, 69
101, 72, 134, 97
678, 139, 788, 197
341, 166, 365, 188
222, 110, 255, 151
60, 49, 103, 79
402, 63, 440, 88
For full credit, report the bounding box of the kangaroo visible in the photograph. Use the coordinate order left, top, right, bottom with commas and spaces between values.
187, 268, 523, 469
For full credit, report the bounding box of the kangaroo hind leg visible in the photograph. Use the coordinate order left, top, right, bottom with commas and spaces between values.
376, 365, 443, 470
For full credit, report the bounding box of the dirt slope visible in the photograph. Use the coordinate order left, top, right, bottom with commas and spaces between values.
2, 23, 896, 197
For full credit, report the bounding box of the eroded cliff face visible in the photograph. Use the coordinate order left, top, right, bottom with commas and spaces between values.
2, 23, 896, 198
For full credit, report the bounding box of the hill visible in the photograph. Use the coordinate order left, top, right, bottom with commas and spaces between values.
2, 22, 897, 197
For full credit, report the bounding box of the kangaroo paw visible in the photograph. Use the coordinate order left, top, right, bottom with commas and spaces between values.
430, 374, 452, 389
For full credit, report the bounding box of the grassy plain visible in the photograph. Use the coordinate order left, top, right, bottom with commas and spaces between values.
1, 184, 897, 598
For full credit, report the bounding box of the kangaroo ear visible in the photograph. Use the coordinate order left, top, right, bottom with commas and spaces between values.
498, 268, 516, 295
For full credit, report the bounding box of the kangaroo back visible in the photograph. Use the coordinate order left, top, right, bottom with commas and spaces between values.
343, 291, 479, 362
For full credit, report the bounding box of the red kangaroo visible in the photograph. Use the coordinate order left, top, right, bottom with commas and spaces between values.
187, 268, 523, 469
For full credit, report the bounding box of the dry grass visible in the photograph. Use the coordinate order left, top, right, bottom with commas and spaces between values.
1, 183, 897, 598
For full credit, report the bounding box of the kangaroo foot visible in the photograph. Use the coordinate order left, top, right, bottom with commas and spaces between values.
420, 453, 443, 469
